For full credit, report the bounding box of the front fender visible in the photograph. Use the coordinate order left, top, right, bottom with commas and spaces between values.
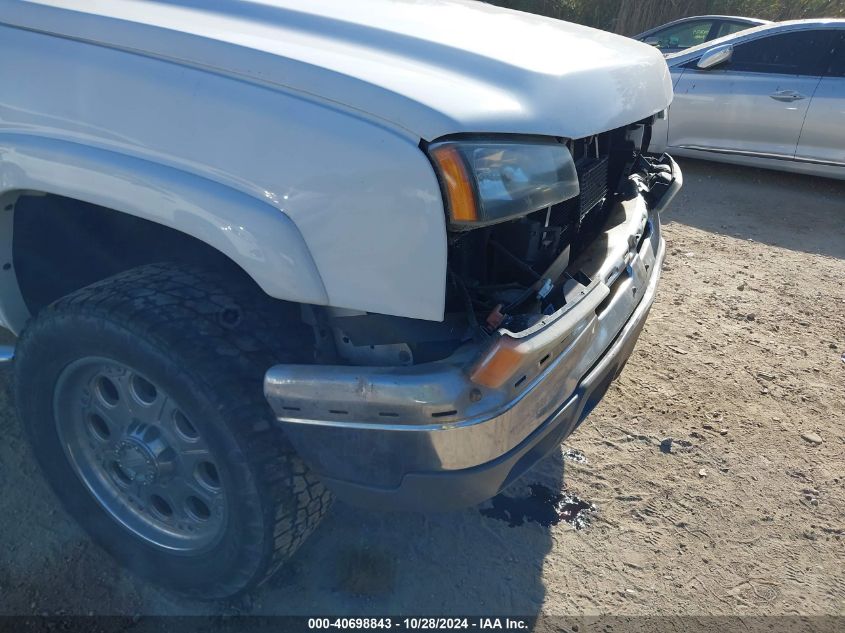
0, 22, 449, 323
0, 133, 329, 328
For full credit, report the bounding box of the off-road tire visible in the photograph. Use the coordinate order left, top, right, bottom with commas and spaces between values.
14, 262, 332, 598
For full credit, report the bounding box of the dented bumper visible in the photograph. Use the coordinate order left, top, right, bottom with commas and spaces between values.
265, 156, 681, 511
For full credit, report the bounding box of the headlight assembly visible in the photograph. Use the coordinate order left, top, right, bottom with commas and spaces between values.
428, 139, 580, 228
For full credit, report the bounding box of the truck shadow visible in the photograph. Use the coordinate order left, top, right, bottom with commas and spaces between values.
0, 356, 571, 617
669, 158, 845, 260
255, 451, 568, 616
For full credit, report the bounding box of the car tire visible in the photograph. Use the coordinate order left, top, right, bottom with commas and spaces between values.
14, 262, 331, 599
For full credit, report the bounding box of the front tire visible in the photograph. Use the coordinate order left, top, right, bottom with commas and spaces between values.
14, 263, 331, 598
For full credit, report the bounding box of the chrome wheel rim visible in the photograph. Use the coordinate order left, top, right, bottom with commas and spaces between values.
54, 357, 227, 552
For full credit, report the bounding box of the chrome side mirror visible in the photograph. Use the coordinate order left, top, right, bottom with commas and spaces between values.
697, 45, 733, 70
644, 36, 661, 47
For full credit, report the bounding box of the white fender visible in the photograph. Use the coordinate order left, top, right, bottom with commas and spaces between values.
0, 22, 449, 329
0, 134, 330, 332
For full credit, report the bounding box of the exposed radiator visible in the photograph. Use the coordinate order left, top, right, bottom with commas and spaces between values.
576, 155, 610, 222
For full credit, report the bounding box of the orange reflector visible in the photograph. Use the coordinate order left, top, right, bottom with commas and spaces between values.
431, 145, 478, 223
470, 344, 523, 389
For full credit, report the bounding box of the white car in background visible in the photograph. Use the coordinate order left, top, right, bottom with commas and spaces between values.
651, 20, 845, 180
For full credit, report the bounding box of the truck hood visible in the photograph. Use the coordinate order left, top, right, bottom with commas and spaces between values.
4, 0, 674, 140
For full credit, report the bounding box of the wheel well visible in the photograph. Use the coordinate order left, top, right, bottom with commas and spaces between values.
12, 193, 252, 315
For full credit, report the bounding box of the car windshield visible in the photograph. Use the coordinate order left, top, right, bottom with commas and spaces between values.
651, 20, 716, 49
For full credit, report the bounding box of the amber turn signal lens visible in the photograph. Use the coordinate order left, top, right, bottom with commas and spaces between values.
469, 345, 523, 389
430, 145, 478, 223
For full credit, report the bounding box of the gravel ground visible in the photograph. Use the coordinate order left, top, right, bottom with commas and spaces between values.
0, 159, 842, 618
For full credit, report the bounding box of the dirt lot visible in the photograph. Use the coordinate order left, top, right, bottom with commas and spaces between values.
0, 159, 842, 619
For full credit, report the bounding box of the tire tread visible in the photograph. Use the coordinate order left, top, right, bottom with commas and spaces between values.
16, 262, 331, 598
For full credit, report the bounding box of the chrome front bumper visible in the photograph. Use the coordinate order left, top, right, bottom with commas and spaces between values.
265, 156, 680, 511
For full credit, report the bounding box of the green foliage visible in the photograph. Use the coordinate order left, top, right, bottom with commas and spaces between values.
483, 0, 845, 33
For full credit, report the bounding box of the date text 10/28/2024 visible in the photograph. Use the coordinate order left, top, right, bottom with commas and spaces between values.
308, 618, 530, 630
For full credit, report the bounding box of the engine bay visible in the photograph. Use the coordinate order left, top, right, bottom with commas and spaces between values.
443, 120, 659, 332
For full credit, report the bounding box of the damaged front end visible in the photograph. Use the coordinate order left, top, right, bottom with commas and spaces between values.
320, 117, 677, 366
442, 120, 676, 351
265, 117, 681, 511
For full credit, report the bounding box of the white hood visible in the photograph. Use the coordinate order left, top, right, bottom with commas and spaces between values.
3, 0, 674, 140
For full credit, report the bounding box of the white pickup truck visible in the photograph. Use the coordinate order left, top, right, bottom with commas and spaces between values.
0, 0, 681, 598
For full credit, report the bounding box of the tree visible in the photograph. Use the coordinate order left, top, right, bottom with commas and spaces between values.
615, 1, 711, 35
482, 0, 845, 33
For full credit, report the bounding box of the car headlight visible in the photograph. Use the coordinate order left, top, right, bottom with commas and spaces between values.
428, 139, 580, 228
